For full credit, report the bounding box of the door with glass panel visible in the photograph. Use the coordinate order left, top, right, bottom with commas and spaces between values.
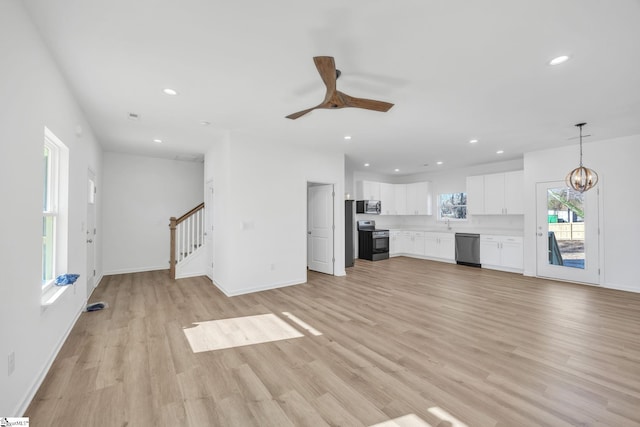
536, 181, 600, 284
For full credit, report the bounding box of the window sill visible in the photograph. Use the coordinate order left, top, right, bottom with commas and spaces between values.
41, 284, 70, 308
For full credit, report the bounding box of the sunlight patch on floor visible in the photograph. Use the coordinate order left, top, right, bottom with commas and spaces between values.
282, 311, 322, 336
369, 413, 433, 427
183, 313, 304, 353
428, 407, 469, 427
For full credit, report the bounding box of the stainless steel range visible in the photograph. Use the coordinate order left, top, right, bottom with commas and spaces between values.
357, 220, 390, 261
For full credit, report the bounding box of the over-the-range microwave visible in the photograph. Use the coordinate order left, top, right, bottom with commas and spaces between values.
356, 200, 381, 215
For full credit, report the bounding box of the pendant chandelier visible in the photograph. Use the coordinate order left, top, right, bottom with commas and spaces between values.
566, 122, 598, 193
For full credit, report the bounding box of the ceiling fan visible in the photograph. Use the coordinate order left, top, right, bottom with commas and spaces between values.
285, 56, 394, 120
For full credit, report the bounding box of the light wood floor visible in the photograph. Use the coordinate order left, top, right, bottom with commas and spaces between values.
26, 258, 640, 426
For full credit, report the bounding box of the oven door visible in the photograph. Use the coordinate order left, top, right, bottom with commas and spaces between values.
372, 235, 389, 254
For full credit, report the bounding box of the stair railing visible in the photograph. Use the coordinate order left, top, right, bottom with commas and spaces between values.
169, 202, 205, 279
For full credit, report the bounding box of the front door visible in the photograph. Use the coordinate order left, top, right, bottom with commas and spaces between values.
536, 181, 600, 284
307, 184, 334, 275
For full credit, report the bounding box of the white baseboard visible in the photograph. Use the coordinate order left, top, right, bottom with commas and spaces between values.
213, 277, 306, 297
103, 265, 167, 275
603, 282, 640, 294
175, 271, 206, 279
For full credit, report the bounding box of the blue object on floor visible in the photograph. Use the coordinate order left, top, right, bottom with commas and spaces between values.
55, 273, 80, 285
86, 302, 106, 312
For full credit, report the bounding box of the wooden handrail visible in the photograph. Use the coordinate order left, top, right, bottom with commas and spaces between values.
176, 202, 205, 225
170, 202, 205, 279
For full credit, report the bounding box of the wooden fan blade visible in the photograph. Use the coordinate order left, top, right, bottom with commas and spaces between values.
313, 56, 337, 95
286, 107, 317, 120
340, 92, 394, 112
285, 102, 326, 119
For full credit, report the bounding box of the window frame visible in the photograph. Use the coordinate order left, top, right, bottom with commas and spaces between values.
42, 127, 69, 302
42, 137, 59, 291
437, 192, 468, 222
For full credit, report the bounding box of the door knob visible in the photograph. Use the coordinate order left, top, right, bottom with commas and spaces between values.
537, 232, 543, 236
87, 239, 93, 243
307, 231, 312, 235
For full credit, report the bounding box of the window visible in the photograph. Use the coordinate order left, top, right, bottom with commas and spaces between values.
42, 128, 69, 296
42, 142, 57, 284
438, 192, 467, 221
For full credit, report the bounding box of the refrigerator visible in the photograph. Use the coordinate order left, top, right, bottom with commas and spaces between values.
345, 200, 355, 267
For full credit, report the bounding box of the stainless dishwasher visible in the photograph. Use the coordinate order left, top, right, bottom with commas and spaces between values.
455, 233, 480, 267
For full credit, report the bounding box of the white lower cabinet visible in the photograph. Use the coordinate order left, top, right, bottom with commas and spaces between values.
390, 231, 402, 255
425, 232, 455, 261
410, 231, 426, 256
390, 230, 453, 261
480, 235, 523, 272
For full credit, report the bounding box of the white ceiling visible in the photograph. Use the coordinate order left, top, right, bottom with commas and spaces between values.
24, 0, 640, 175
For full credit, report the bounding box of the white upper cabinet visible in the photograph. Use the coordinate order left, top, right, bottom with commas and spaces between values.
356, 180, 381, 200
466, 170, 523, 215
503, 170, 524, 214
356, 181, 430, 215
395, 184, 407, 215
380, 183, 396, 215
405, 182, 432, 215
484, 173, 506, 214
466, 175, 485, 215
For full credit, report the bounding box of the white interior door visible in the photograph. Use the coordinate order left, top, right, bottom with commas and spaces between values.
307, 184, 334, 275
86, 171, 97, 299
536, 181, 600, 284
205, 181, 214, 279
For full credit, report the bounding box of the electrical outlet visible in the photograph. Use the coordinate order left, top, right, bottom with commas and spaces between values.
8, 351, 15, 375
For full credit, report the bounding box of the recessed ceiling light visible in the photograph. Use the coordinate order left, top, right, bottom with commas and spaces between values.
469, 139, 478, 144
163, 88, 178, 95
153, 139, 162, 143
344, 135, 352, 140
436, 161, 443, 165
496, 150, 504, 154
394, 168, 400, 172
364, 163, 370, 167
200, 121, 211, 126
549, 55, 570, 66
128, 112, 140, 120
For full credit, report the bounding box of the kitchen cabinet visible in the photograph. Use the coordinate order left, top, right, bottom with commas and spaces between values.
480, 235, 523, 272
466, 175, 484, 215
380, 182, 396, 215
390, 230, 426, 256
503, 171, 524, 214
466, 170, 523, 215
394, 184, 407, 215
410, 231, 426, 256
424, 232, 455, 261
405, 182, 432, 215
389, 230, 402, 255
356, 181, 431, 216
356, 180, 381, 201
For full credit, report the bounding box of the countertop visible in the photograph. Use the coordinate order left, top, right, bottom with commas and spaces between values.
386, 227, 524, 237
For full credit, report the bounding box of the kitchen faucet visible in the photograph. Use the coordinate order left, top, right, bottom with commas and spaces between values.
446, 219, 452, 230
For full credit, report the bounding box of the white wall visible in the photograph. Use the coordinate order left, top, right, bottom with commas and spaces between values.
205, 133, 345, 296
524, 134, 640, 293
0, 0, 103, 416
102, 152, 204, 274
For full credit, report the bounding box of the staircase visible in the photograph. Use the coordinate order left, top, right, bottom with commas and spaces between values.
169, 203, 205, 279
